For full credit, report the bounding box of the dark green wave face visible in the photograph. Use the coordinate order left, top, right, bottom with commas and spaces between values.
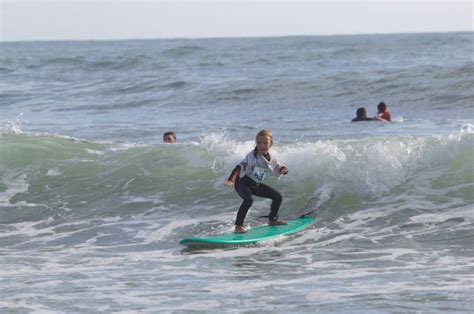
1, 129, 472, 226
1, 129, 473, 312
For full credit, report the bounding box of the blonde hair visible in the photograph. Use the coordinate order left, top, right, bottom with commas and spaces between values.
255, 129, 273, 146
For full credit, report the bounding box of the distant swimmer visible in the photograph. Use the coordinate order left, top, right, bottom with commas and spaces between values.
163, 131, 176, 143
376, 102, 391, 122
351, 107, 384, 122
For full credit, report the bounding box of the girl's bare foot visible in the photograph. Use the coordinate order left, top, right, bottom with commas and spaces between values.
269, 219, 288, 226
234, 225, 248, 233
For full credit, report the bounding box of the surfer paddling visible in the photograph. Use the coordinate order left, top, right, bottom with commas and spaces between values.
351, 107, 385, 122
224, 129, 289, 234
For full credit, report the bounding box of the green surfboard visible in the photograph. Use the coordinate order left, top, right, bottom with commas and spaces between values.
179, 216, 315, 247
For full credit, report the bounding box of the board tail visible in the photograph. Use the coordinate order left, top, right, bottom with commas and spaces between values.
297, 207, 320, 218
258, 207, 320, 221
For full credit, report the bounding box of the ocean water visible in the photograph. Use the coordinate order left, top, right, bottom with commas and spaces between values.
1, 32, 473, 312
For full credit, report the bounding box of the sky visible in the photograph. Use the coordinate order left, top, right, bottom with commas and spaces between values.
0, 0, 472, 41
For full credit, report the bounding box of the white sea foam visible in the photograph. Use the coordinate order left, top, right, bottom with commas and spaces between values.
409, 205, 474, 224
0, 172, 31, 206
46, 168, 62, 176
202, 130, 472, 200
2, 121, 23, 135
85, 148, 105, 155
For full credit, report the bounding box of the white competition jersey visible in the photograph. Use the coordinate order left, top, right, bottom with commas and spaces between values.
238, 150, 283, 183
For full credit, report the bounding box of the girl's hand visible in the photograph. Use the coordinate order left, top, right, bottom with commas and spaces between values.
279, 166, 288, 175
224, 180, 235, 187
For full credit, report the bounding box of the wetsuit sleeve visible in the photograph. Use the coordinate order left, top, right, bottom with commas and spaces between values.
228, 152, 255, 181
227, 166, 241, 182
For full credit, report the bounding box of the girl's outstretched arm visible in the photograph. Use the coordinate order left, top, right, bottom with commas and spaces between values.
224, 166, 240, 187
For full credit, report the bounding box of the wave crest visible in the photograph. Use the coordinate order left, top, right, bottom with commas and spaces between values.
1, 129, 472, 225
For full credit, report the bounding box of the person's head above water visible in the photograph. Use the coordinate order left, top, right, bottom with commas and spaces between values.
163, 131, 176, 143
356, 107, 368, 119
377, 102, 387, 113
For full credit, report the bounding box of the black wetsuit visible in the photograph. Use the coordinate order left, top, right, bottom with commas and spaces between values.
227, 155, 284, 226
234, 175, 282, 226
351, 117, 377, 122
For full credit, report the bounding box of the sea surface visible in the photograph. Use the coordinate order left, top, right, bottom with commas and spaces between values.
1, 32, 473, 312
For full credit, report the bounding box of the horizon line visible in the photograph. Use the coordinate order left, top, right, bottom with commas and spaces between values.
0, 30, 471, 44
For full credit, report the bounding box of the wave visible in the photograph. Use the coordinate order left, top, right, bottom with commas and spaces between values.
2, 34, 472, 114
163, 80, 188, 89
162, 45, 205, 57
50, 98, 157, 112
0, 66, 13, 73
88, 56, 148, 71
1, 127, 472, 227
10, 55, 150, 72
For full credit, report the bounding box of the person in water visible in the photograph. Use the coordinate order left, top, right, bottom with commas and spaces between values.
163, 131, 176, 143
351, 107, 384, 122
376, 102, 391, 122
224, 129, 289, 233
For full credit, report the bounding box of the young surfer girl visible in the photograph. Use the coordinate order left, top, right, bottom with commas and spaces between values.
224, 129, 289, 233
